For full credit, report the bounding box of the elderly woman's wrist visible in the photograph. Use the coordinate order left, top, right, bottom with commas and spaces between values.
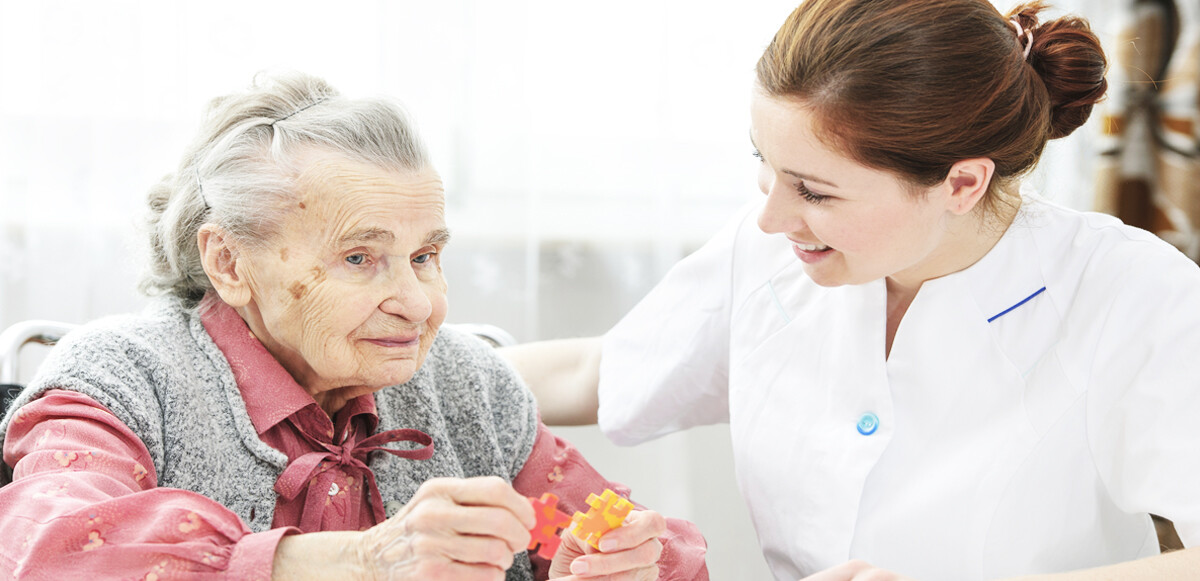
271, 530, 369, 580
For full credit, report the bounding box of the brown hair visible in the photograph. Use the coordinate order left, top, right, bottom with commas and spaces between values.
756, 0, 1107, 213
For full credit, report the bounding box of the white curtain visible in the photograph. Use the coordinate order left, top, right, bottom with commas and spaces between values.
0, 1, 1121, 578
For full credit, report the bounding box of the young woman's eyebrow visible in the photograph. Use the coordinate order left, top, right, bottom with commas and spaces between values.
750, 133, 841, 189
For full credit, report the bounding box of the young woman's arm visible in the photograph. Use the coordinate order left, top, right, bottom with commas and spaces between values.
499, 337, 603, 426
804, 549, 1200, 581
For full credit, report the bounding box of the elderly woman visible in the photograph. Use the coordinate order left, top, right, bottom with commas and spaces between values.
0, 72, 706, 580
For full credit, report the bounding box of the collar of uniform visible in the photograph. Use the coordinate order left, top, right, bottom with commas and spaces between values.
922, 196, 1059, 377
962, 196, 1049, 325
917, 196, 1048, 326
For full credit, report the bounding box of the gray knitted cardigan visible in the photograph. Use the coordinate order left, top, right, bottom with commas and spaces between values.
0, 298, 539, 580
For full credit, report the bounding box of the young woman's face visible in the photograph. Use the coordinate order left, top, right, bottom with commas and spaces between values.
750, 92, 958, 288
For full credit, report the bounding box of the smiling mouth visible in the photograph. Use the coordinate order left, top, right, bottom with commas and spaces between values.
788, 239, 835, 264
788, 238, 833, 252
794, 242, 831, 252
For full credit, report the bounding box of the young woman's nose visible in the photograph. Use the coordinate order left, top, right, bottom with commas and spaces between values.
757, 176, 808, 236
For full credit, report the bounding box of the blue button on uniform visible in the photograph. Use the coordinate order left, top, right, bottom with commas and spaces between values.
857, 412, 879, 435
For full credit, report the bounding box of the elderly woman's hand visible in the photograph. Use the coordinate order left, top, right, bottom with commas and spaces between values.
355, 476, 536, 581
548, 509, 666, 580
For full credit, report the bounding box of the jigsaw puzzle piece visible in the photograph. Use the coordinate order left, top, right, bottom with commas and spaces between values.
527, 493, 572, 559
569, 488, 635, 549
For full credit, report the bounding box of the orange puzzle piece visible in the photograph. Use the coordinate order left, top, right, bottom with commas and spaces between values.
527, 493, 572, 559
569, 488, 634, 550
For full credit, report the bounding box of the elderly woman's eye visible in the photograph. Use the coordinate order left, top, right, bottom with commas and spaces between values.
345, 253, 368, 266
413, 252, 436, 264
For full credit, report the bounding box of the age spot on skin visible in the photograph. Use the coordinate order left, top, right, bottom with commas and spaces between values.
298, 202, 307, 210
309, 265, 327, 283
288, 281, 308, 300
280, 248, 290, 262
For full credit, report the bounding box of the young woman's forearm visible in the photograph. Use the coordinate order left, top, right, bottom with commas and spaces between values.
1012, 547, 1199, 581
499, 337, 603, 426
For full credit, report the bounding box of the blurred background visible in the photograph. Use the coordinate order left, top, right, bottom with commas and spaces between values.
1, 1, 1195, 579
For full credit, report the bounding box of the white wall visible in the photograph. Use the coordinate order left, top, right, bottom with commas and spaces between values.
0, 1, 1116, 579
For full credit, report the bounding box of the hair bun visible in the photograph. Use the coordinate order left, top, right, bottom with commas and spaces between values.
1009, 2, 1108, 139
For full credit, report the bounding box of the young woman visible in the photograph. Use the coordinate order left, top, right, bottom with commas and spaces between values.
505, 1, 1200, 579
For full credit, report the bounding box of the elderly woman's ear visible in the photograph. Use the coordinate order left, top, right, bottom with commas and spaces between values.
197, 224, 252, 308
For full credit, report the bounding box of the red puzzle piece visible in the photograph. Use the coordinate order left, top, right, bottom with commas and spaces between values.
527, 493, 572, 559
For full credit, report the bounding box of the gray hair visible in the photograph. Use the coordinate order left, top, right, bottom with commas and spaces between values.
140, 71, 431, 303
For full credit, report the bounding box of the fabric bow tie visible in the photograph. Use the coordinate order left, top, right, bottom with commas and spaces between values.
274, 428, 434, 532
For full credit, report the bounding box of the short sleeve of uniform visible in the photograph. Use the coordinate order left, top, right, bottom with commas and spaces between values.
598, 202, 758, 445
1085, 239, 1200, 547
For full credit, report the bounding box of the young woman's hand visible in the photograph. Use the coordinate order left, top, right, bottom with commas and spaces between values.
801, 560, 918, 581
549, 509, 666, 580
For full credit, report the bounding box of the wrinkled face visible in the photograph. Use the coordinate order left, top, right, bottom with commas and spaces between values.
239, 152, 449, 395
750, 91, 954, 288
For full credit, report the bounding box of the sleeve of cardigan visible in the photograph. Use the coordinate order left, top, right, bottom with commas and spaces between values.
512, 421, 709, 581
1, 389, 294, 580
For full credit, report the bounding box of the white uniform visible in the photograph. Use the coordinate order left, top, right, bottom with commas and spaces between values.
599, 196, 1200, 581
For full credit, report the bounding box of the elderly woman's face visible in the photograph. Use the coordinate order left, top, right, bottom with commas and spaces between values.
239, 152, 449, 397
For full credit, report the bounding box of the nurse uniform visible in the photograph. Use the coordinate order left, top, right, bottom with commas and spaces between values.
598, 195, 1200, 581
